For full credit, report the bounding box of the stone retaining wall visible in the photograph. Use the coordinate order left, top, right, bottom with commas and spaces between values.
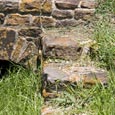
0, 0, 98, 69
0, 0, 97, 28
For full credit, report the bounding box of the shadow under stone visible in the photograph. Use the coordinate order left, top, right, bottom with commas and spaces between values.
0, 60, 23, 79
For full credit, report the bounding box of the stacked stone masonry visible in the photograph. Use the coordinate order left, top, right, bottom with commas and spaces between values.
0, 0, 97, 27
0, 0, 98, 69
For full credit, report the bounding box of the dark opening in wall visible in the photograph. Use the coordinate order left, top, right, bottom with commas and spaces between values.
0, 60, 22, 79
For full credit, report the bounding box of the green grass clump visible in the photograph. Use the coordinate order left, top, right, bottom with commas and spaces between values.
92, 18, 115, 69
0, 67, 42, 115
97, 0, 115, 14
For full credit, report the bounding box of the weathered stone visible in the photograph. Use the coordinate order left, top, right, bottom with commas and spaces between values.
18, 27, 42, 37
43, 36, 82, 60
26, 37, 41, 49
20, 0, 41, 13
33, 16, 56, 27
20, 0, 52, 14
0, 13, 5, 24
0, 28, 17, 60
56, 19, 84, 27
42, 26, 94, 60
74, 8, 95, 21
4, 14, 31, 26
68, 67, 107, 85
44, 64, 68, 83
43, 63, 108, 85
0, 0, 19, 12
52, 9, 73, 19
55, 0, 80, 9
41, 0, 52, 14
81, 0, 98, 9
11, 37, 39, 69
11, 37, 26, 63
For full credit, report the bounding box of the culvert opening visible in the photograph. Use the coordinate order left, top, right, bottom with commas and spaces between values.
0, 60, 24, 79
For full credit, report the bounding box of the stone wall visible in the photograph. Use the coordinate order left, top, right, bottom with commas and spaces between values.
0, 0, 98, 69
0, 0, 43, 69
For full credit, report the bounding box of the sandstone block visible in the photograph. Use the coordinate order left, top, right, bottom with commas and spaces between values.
81, 0, 98, 9
0, 0, 19, 12
74, 8, 95, 21
52, 9, 73, 19
0, 28, 17, 60
56, 19, 84, 27
0, 13, 5, 25
4, 14, 31, 26
33, 16, 56, 27
41, 0, 52, 14
11, 37, 39, 69
43, 63, 108, 85
20, 0, 41, 13
55, 0, 80, 9
43, 36, 82, 60
18, 27, 42, 37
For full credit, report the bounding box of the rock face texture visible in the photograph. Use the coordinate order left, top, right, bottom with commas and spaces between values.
0, 0, 98, 69
0, 0, 43, 69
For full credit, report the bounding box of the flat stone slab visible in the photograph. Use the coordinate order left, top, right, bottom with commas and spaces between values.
43, 62, 108, 85
42, 27, 94, 60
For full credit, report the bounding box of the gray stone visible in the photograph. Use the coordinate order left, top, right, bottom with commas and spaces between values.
43, 36, 82, 60
52, 9, 73, 19
74, 8, 95, 21
55, 0, 80, 9
0, 0, 19, 12
43, 63, 108, 85
44, 65, 68, 83
56, 19, 84, 27
81, 0, 98, 9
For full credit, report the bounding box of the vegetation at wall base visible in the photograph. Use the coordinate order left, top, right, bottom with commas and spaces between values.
91, 16, 115, 69
0, 66, 42, 115
97, 0, 115, 14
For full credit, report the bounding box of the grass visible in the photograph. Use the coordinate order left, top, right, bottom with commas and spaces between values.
91, 17, 115, 69
0, 66, 42, 115
97, 0, 115, 14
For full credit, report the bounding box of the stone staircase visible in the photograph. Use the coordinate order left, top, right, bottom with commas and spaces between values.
41, 26, 108, 115
0, 0, 110, 114
42, 26, 107, 90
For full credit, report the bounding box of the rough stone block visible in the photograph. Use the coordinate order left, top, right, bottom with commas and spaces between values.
0, 28, 17, 60
43, 36, 82, 60
11, 37, 39, 69
52, 9, 73, 19
41, 0, 52, 14
20, 0, 41, 13
0, 0, 19, 13
4, 14, 31, 26
55, 0, 80, 9
33, 16, 56, 27
56, 19, 84, 27
43, 63, 108, 85
81, 0, 98, 9
0, 13, 5, 25
18, 27, 42, 37
74, 8, 95, 21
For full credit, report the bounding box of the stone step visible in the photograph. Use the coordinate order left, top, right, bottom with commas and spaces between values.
42, 26, 94, 61
42, 61, 108, 97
